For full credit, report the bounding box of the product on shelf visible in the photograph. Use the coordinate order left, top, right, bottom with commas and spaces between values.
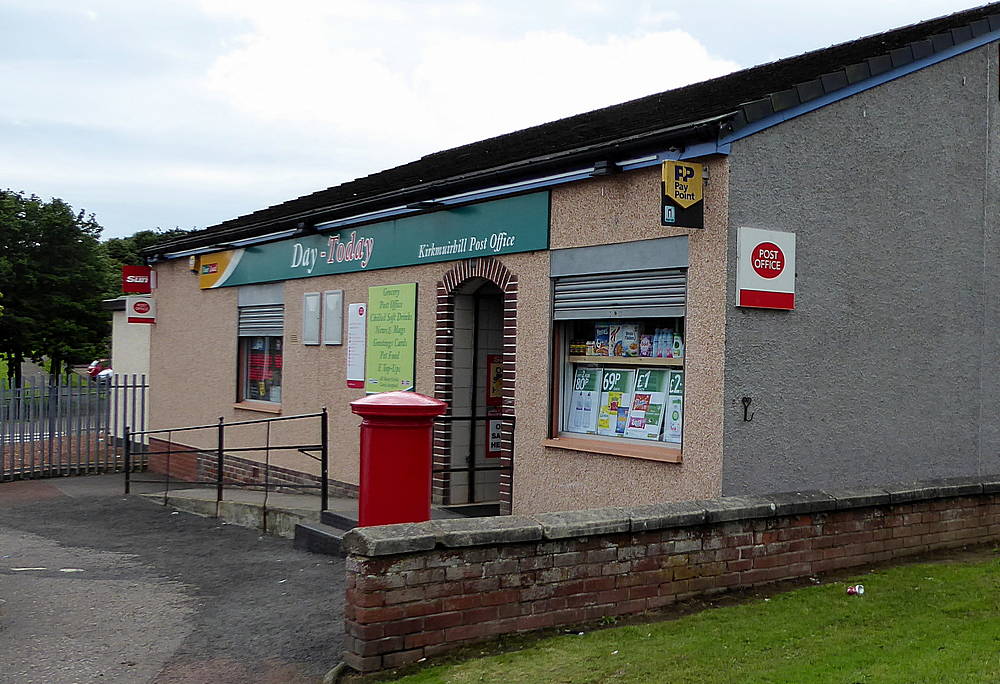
671, 333, 684, 359
594, 324, 610, 356
653, 329, 674, 358
610, 322, 639, 357
639, 334, 653, 357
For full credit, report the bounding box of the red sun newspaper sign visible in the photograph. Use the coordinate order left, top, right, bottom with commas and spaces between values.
121, 265, 155, 293
737, 228, 796, 310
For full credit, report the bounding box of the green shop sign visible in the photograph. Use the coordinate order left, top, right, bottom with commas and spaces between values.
365, 283, 417, 393
199, 191, 549, 289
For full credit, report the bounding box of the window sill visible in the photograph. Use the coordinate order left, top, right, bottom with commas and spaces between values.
541, 436, 682, 463
233, 401, 282, 414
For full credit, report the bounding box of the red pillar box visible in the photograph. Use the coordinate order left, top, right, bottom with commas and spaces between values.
350, 391, 447, 527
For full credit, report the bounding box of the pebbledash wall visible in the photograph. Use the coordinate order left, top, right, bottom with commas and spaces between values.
146, 157, 730, 513
340, 475, 1000, 672
722, 45, 1000, 494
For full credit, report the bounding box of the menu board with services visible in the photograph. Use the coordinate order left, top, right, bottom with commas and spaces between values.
623, 368, 669, 441
566, 367, 603, 434
596, 368, 636, 437
365, 283, 417, 393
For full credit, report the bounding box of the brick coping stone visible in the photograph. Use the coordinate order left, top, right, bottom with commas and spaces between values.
342, 475, 1000, 556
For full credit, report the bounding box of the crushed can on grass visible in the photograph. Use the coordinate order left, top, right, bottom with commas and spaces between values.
846, 584, 865, 595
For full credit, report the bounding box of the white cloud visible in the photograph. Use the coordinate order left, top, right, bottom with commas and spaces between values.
199, 4, 739, 154
0, 0, 976, 237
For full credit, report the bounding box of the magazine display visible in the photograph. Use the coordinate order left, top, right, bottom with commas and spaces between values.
623, 368, 668, 441
566, 366, 603, 434
663, 369, 684, 443
596, 369, 636, 437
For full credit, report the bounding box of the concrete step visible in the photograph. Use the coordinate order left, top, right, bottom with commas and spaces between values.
293, 520, 347, 556
321, 509, 358, 530
139, 487, 342, 539
319, 503, 474, 530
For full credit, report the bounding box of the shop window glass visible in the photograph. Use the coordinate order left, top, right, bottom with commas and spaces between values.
559, 317, 684, 448
241, 336, 283, 403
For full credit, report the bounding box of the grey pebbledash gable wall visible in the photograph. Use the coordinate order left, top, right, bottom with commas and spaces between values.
980, 41, 1000, 478
722, 46, 1000, 495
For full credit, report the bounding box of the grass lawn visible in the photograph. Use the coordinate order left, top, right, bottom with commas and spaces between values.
386, 553, 1000, 684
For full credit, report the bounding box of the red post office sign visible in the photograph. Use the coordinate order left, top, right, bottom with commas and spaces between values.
736, 228, 796, 310
126, 296, 156, 324
122, 265, 155, 294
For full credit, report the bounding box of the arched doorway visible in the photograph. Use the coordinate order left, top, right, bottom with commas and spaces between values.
433, 258, 517, 515
449, 279, 503, 508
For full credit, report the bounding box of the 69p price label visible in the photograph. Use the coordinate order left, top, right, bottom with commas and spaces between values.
600, 370, 633, 393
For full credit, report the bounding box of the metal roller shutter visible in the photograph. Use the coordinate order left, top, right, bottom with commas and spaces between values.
553, 269, 686, 320
238, 305, 284, 337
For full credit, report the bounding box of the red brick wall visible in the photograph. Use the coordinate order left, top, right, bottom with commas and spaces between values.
2, 435, 120, 477
342, 485, 1000, 672
147, 438, 202, 482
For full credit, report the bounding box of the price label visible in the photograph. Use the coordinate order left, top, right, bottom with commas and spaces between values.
602, 371, 629, 392
669, 370, 684, 395
635, 369, 668, 393
573, 367, 601, 391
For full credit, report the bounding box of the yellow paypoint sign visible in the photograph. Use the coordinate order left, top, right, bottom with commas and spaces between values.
661, 160, 704, 229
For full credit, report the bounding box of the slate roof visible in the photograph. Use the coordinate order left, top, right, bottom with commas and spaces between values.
151, 3, 1000, 254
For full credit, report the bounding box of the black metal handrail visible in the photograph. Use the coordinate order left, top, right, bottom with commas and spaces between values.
432, 414, 515, 503
123, 408, 330, 522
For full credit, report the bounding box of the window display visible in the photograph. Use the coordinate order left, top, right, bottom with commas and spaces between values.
561, 317, 684, 448
241, 336, 283, 403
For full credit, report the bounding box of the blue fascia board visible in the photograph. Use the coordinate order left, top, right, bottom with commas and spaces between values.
314, 133, 736, 233
316, 205, 418, 230
313, 170, 594, 231
617, 141, 730, 172
720, 29, 1000, 146
440, 170, 594, 204
315, 147, 738, 232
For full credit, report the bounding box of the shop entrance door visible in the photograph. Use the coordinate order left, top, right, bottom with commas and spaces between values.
447, 281, 503, 510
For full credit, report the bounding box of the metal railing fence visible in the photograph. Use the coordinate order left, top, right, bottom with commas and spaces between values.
1, 374, 148, 481
124, 408, 329, 530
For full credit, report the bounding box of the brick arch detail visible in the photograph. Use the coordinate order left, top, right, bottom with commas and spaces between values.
433, 257, 517, 514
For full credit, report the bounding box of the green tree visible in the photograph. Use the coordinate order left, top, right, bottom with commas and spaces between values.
100, 228, 190, 298
0, 190, 114, 384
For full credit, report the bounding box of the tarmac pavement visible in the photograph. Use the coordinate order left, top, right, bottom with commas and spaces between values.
0, 474, 344, 683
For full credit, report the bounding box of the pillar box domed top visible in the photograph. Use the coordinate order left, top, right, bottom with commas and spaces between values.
350, 391, 448, 418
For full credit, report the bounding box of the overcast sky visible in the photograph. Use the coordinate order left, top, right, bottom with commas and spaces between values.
0, 0, 980, 239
